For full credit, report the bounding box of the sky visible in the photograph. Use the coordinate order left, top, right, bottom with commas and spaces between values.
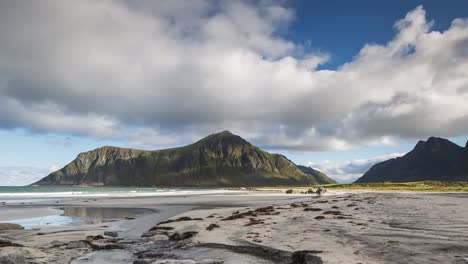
0, 0, 467, 185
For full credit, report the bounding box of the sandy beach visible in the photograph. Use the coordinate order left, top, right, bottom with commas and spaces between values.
1, 190, 468, 264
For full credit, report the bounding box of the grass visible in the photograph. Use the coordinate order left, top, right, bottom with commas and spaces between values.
259, 181, 468, 192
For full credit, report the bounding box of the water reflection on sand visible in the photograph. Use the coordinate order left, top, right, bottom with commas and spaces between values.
61, 207, 154, 222
1, 207, 156, 228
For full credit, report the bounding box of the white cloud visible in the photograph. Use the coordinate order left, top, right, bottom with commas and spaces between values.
0, 2, 467, 151
0, 166, 49, 186
308, 153, 405, 183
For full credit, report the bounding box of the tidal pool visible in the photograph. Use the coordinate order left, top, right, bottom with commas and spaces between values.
1, 207, 156, 228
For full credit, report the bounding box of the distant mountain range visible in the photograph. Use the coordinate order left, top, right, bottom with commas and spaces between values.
356, 137, 468, 183
34, 131, 335, 187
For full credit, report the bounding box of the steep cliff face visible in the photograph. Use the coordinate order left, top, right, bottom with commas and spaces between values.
34, 131, 334, 187
356, 137, 468, 183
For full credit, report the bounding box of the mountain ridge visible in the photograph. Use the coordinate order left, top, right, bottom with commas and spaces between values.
34, 131, 336, 187
355, 137, 468, 183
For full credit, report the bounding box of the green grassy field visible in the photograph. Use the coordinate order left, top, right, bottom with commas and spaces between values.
260, 181, 468, 192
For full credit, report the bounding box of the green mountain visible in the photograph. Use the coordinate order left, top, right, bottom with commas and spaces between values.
297, 165, 336, 185
34, 131, 335, 187
355, 137, 468, 183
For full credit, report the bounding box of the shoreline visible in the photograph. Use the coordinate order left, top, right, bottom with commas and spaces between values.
1, 190, 468, 263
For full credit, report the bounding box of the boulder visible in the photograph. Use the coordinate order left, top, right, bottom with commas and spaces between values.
290, 250, 322, 264
141, 230, 161, 238
168, 231, 198, 241
86, 235, 105, 241
66, 240, 90, 249
206, 224, 220, 231
0, 246, 46, 264
0, 223, 24, 231
104, 231, 119, 238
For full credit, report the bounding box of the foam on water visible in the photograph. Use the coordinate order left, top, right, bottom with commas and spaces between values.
0, 186, 231, 202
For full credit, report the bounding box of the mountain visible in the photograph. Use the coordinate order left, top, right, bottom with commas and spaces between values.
297, 165, 336, 185
355, 137, 468, 183
34, 131, 335, 187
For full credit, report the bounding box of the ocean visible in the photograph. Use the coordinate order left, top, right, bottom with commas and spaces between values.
0, 186, 229, 203
0, 186, 229, 228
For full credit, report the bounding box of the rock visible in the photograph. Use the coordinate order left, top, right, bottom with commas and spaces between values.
0, 250, 27, 264
303, 208, 322, 212
86, 235, 105, 241
158, 217, 203, 225
134, 260, 151, 264
134, 260, 152, 264
0, 247, 46, 264
71, 249, 134, 264
322, 210, 342, 215
197, 259, 224, 264
118, 239, 137, 245
254, 206, 275, 213
66, 240, 90, 249
0, 223, 24, 231
244, 218, 264, 226
316, 187, 325, 196
141, 230, 162, 238
88, 242, 124, 250
454, 258, 468, 264
222, 210, 256, 221
0, 240, 23, 248
149, 226, 174, 231
206, 224, 220, 231
290, 250, 322, 264
148, 234, 169, 241
168, 231, 198, 241
151, 260, 196, 264
314, 216, 325, 220
104, 231, 119, 237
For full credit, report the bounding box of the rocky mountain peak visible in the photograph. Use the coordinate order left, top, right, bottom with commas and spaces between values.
413, 136, 461, 153
195, 130, 251, 148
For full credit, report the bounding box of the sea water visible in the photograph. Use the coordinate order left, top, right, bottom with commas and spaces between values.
0, 186, 228, 203
0, 186, 228, 228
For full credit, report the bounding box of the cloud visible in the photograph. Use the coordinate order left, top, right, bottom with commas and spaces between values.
46, 136, 75, 147
0, 2, 467, 151
0, 166, 49, 186
308, 153, 405, 183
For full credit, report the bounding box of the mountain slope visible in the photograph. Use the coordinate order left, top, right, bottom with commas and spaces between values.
355, 137, 468, 183
297, 165, 336, 184
34, 131, 334, 187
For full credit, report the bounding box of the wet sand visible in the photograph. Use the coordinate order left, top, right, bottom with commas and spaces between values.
1, 190, 468, 263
